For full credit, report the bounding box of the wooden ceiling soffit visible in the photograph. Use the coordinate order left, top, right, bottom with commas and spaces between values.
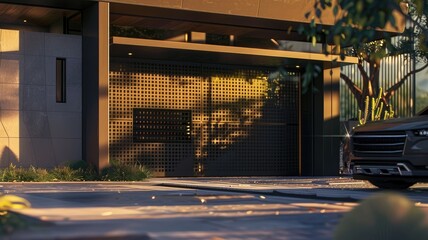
111, 36, 358, 64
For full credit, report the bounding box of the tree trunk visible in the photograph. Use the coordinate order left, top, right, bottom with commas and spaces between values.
369, 59, 381, 98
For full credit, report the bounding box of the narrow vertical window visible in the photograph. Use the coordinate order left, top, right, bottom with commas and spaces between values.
56, 58, 66, 103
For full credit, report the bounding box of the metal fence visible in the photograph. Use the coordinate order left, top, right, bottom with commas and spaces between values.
340, 42, 415, 121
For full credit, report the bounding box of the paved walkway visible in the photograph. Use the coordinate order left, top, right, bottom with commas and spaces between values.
1, 177, 428, 240
154, 177, 428, 203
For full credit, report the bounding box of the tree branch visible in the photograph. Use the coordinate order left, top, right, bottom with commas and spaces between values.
340, 73, 363, 109
358, 61, 371, 100
370, 60, 381, 95
357, 61, 369, 82
385, 63, 428, 99
389, 1, 427, 31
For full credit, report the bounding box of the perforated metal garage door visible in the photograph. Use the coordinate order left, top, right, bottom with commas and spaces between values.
109, 60, 299, 177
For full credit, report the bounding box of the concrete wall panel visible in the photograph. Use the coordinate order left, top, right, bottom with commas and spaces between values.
48, 112, 82, 139
23, 55, 46, 85
0, 57, 21, 84
66, 58, 82, 86
0, 137, 21, 167
46, 85, 82, 112
0, 110, 21, 138
31, 138, 56, 168
44, 56, 56, 86
23, 31, 45, 56
45, 57, 82, 87
52, 138, 82, 165
45, 34, 82, 59
21, 85, 47, 111
22, 111, 51, 138
0, 83, 20, 110
0, 29, 82, 169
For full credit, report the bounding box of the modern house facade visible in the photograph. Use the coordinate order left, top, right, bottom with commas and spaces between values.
0, 0, 406, 177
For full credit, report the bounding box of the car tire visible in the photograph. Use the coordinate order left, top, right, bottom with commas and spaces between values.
368, 180, 416, 189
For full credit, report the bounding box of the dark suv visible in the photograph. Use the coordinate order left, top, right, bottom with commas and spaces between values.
350, 106, 428, 189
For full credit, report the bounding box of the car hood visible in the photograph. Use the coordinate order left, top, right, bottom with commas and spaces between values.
353, 115, 428, 132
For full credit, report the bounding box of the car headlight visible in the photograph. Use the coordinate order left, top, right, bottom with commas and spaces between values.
414, 129, 428, 136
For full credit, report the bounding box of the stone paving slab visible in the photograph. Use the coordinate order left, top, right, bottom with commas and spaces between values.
152, 177, 428, 203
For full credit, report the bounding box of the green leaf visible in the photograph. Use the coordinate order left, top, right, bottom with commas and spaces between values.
334, 35, 341, 47
415, 0, 424, 15
333, 5, 339, 16
356, 1, 363, 12
310, 19, 316, 28
316, 8, 322, 18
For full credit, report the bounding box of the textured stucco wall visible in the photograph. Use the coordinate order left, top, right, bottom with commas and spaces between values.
0, 29, 82, 168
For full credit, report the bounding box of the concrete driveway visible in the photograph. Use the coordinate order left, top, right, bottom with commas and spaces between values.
2, 177, 428, 240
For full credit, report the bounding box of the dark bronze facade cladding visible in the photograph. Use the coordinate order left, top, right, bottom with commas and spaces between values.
110, 60, 299, 176
133, 108, 192, 143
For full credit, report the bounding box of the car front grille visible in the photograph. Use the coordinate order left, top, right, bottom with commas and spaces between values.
351, 131, 407, 157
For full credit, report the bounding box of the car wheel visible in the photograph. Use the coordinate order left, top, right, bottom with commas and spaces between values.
368, 180, 416, 189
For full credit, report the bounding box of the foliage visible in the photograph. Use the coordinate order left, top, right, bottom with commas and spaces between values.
111, 25, 168, 40
334, 192, 428, 240
301, 0, 428, 121
304, 0, 427, 59
0, 161, 151, 182
416, 86, 428, 112
101, 160, 151, 181
50, 166, 84, 181
1, 165, 50, 182
358, 88, 394, 125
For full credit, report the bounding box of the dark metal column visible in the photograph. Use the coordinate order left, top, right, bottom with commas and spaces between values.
82, 2, 109, 171
301, 62, 341, 176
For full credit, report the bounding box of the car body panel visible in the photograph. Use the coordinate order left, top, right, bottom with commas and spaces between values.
349, 109, 428, 184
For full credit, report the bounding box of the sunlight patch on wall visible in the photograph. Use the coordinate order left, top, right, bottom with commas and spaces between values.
0, 29, 20, 166
0, 29, 20, 52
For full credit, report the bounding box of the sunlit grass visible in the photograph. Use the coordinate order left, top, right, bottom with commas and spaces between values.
0, 161, 151, 182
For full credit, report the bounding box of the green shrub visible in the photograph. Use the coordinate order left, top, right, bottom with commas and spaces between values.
49, 166, 83, 181
0, 195, 47, 235
334, 192, 428, 240
33, 168, 52, 182
0, 161, 151, 182
0, 212, 29, 235
67, 160, 99, 181
0, 165, 40, 182
101, 160, 150, 181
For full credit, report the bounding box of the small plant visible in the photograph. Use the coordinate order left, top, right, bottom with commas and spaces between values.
358, 88, 394, 125
334, 192, 428, 240
0, 164, 48, 182
0, 161, 151, 182
68, 160, 99, 181
50, 166, 83, 181
101, 160, 151, 181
